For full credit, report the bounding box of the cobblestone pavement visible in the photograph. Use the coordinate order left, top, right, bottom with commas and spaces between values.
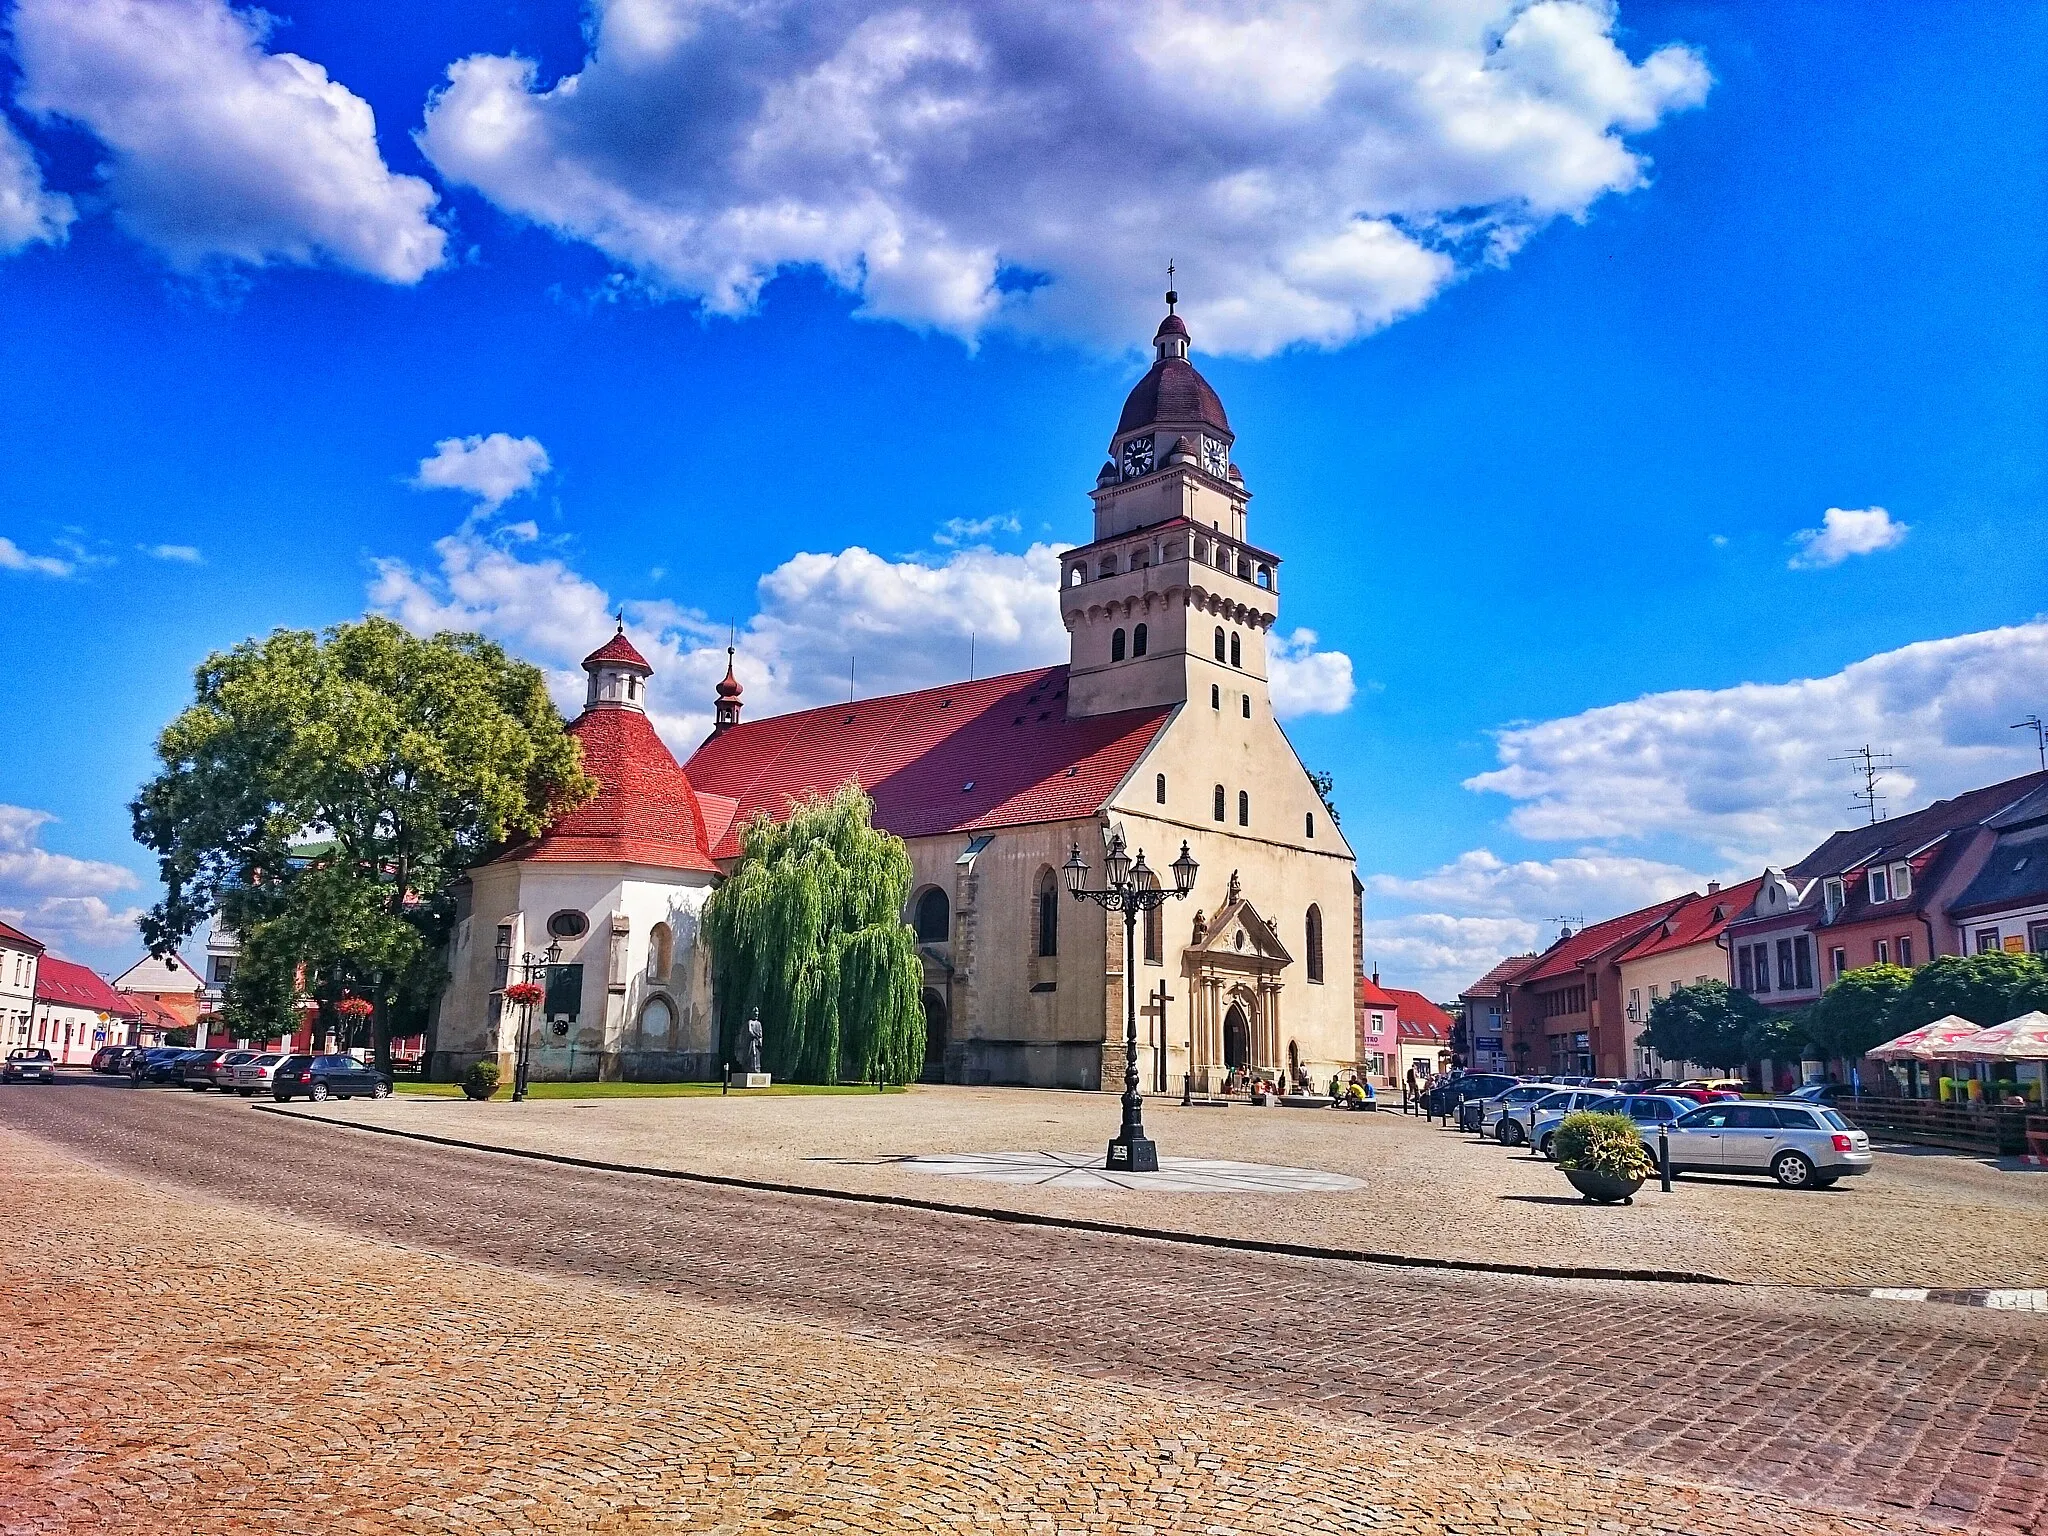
5, 1082, 2048, 1533
306, 1081, 2048, 1287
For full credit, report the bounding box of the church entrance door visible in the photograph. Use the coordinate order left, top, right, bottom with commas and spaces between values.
1223, 1005, 1249, 1071
921, 987, 949, 1082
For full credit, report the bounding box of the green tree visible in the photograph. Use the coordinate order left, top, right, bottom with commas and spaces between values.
132, 617, 594, 1071
703, 782, 925, 1085
1887, 951, 2048, 1031
1639, 980, 1767, 1072
1744, 1003, 1811, 1067
1307, 769, 1341, 828
1802, 963, 1914, 1064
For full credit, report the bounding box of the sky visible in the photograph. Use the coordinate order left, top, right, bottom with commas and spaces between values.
0, 0, 2043, 999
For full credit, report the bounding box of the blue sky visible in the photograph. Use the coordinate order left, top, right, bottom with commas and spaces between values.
0, 1, 2042, 995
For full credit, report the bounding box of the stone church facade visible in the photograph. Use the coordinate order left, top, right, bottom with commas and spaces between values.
429, 300, 1361, 1091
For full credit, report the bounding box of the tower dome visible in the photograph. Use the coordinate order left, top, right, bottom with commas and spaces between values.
583, 620, 652, 711
713, 646, 744, 733
1114, 299, 1231, 440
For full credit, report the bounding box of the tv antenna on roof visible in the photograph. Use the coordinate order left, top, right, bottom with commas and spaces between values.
1546, 913, 1584, 941
2013, 714, 2046, 771
1831, 744, 1894, 824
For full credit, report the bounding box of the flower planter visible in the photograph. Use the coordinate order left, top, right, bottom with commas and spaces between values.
1563, 1168, 1643, 1204
461, 1083, 497, 1101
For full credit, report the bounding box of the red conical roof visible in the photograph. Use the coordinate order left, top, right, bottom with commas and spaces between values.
493, 704, 715, 872
583, 627, 651, 672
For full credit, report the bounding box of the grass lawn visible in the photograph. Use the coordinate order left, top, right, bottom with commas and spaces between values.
396, 1080, 908, 1100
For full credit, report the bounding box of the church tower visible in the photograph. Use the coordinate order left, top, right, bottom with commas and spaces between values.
1062, 288, 1281, 718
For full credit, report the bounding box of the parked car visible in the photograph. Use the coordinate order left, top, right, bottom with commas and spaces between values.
1532, 1093, 1696, 1158
271, 1053, 391, 1103
1478, 1083, 1562, 1144
1789, 1080, 1856, 1106
1664, 1101, 1873, 1188
1493, 1086, 1618, 1146
91, 1045, 127, 1073
223, 1052, 286, 1096
176, 1049, 228, 1089
1428, 1072, 1520, 1124
200, 1049, 259, 1090
130, 1047, 198, 1085
3, 1047, 56, 1083
1665, 1080, 1745, 1104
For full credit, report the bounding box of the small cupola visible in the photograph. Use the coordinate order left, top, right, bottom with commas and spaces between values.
582, 619, 653, 712
713, 646, 744, 733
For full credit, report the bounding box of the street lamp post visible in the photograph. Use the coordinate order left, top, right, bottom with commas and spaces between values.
509, 941, 563, 1103
1064, 828, 1198, 1173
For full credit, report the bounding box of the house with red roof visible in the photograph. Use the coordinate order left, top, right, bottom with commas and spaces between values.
32, 956, 144, 1065
430, 626, 722, 1083
683, 298, 1360, 1092
1356, 974, 1401, 1081
1614, 877, 1763, 1078
1459, 953, 1537, 1072
1385, 987, 1456, 1083
1502, 897, 1694, 1078
1, 917, 44, 1052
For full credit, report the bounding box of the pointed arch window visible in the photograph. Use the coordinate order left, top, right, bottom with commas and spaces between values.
914, 887, 950, 943
1238, 790, 1250, 826
1154, 773, 1167, 805
1110, 628, 1126, 662
1210, 684, 1220, 710
1036, 869, 1059, 957
1305, 811, 1315, 840
647, 922, 674, 982
1132, 623, 1147, 657
1213, 785, 1226, 822
1214, 627, 1226, 662
1241, 695, 1250, 718
1306, 905, 1325, 984
1230, 632, 1241, 668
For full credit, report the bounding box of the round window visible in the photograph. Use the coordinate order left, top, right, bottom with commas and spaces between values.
546, 909, 589, 941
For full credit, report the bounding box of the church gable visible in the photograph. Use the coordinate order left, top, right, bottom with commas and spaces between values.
1187, 885, 1292, 969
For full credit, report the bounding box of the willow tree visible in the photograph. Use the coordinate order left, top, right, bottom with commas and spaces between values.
703, 783, 924, 1085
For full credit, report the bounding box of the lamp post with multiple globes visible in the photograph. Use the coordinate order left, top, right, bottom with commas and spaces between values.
1063, 828, 1198, 1173
493, 935, 562, 1103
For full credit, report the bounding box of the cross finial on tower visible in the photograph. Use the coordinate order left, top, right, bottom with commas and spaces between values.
615, 609, 625, 634
1165, 259, 1177, 313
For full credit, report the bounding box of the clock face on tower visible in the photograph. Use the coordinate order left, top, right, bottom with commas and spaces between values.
1200, 435, 1229, 479
1121, 434, 1155, 479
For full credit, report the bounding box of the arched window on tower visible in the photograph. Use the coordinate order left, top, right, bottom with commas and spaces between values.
1110, 628, 1126, 662
1306, 810, 1315, 840
1133, 623, 1147, 657
1155, 773, 1167, 805
1213, 785, 1226, 822
1306, 905, 1325, 984
1099, 557, 1117, 578
1230, 632, 1242, 668
1238, 790, 1250, 826
914, 887, 950, 944
1068, 565, 1083, 587
1036, 869, 1059, 957
1241, 695, 1250, 718
1214, 627, 1226, 662
1210, 684, 1220, 710
1257, 565, 1272, 590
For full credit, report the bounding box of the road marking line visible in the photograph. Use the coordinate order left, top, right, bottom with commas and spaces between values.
1868, 1288, 1931, 1302
1983, 1290, 2048, 1311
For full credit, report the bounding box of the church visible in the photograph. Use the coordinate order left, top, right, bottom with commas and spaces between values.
429, 298, 1361, 1092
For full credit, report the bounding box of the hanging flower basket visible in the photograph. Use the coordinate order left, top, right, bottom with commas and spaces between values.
336, 997, 376, 1020
503, 982, 546, 1008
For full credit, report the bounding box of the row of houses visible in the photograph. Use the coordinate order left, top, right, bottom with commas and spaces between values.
1459, 768, 2048, 1081
0, 919, 205, 1065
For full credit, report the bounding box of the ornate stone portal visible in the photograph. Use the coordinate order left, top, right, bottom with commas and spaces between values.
1181, 871, 1293, 1092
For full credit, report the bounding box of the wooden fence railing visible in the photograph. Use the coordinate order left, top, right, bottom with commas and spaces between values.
1838, 1098, 2032, 1156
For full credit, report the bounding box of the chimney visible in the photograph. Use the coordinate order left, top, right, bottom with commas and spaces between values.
1707, 879, 1721, 895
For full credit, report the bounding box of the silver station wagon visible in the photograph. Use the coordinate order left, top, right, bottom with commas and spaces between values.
1664, 1100, 1873, 1189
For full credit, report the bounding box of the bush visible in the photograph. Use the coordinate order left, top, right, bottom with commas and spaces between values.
461, 1059, 501, 1099
1551, 1111, 1657, 1180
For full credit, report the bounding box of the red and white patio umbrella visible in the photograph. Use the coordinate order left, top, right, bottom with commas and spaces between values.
1867, 1014, 1982, 1060
1953, 1011, 2048, 1062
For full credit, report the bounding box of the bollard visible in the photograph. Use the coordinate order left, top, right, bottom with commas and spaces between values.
1658, 1122, 1672, 1192
1182, 1072, 1193, 1107
722, 1061, 730, 1097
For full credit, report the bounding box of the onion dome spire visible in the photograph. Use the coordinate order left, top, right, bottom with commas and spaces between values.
713, 645, 744, 733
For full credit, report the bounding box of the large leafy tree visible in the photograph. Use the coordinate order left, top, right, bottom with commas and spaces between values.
1802, 963, 1915, 1064
132, 618, 594, 1069
1886, 951, 2048, 1031
1639, 980, 1767, 1072
703, 782, 925, 1085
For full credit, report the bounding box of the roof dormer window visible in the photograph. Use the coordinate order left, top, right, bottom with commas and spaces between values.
1823, 877, 1844, 920
1868, 867, 1889, 904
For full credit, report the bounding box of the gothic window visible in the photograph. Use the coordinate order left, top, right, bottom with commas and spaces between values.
647, 922, 673, 982
1110, 628, 1126, 662
1144, 901, 1162, 964
1305, 811, 1315, 840
639, 994, 675, 1047
1036, 869, 1059, 957
1230, 632, 1241, 668
1068, 566, 1083, 587
914, 887, 950, 944
1155, 773, 1167, 805
1213, 785, 1226, 821
1241, 695, 1250, 718
1238, 790, 1250, 826
1210, 684, 1220, 709
1306, 906, 1324, 984
1133, 623, 1147, 657
1214, 627, 1226, 662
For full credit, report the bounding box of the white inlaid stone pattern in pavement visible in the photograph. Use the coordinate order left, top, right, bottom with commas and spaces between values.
900, 1150, 1363, 1194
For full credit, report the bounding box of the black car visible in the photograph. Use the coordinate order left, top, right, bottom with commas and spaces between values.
1789, 1080, 1857, 1106
3, 1048, 56, 1083
272, 1054, 391, 1103
130, 1046, 199, 1085
177, 1049, 228, 1089
1429, 1072, 1520, 1127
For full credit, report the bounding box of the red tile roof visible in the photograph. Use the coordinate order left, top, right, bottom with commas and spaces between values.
1116, 356, 1231, 438
0, 918, 44, 952
1519, 896, 1693, 984
583, 629, 651, 671
1397, 1014, 1450, 1044
1357, 976, 1401, 1010
1461, 953, 1537, 996
1615, 878, 1763, 964
493, 704, 717, 873
34, 957, 140, 1017
684, 665, 1175, 860
1385, 987, 1455, 1036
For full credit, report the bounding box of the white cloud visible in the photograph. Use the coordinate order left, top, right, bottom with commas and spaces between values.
933, 514, 1020, 547
141, 543, 203, 563
418, 0, 1708, 355
13, 0, 445, 282
0, 535, 74, 577
1788, 505, 1909, 569
1465, 619, 2048, 865
0, 113, 74, 253
412, 434, 552, 512
1269, 627, 1354, 716
370, 521, 1356, 747
0, 804, 146, 962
